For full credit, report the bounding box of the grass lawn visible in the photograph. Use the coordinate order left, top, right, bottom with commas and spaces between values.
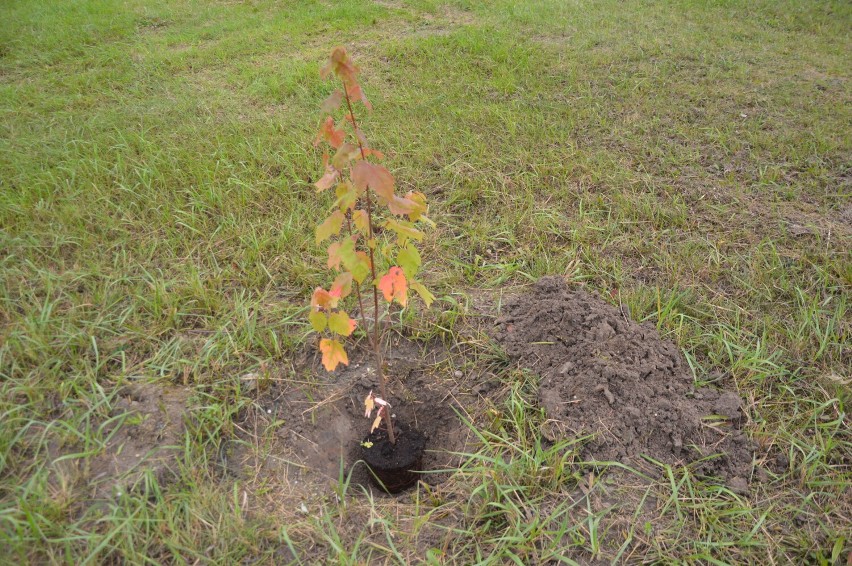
1, 0, 850, 563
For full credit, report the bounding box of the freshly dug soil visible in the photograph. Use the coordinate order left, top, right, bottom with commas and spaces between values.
361, 422, 426, 493
494, 276, 753, 483
231, 337, 475, 499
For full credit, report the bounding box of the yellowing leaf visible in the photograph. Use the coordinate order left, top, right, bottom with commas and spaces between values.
331, 143, 361, 170
371, 413, 383, 433
364, 391, 375, 418
328, 238, 370, 283
308, 310, 328, 332
385, 219, 423, 244
409, 280, 435, 308
378, 266, 407, 306
397, 245, 421, 278
316, 210, 345, 244
352, 209, 370, 233
404, 191, 428, 222
328, 310, 357, 336
319, 338, 349, 372
334, 181, 358, 212
348, 251, 371, 284
352, 161, 394, 202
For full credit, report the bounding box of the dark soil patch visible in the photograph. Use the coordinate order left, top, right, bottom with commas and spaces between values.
361, 422, 426, 493
494, 276, 754, 486
232, 337, 475, 499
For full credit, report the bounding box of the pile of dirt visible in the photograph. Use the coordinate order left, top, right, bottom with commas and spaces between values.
494, 276, 753, 485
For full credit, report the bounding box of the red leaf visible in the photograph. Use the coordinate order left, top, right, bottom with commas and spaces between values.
377, 266, 407, 307
347, 83, 372, 111
351, 161, 394, 202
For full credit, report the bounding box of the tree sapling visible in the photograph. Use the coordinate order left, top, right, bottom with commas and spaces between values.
308, 47, 433, 490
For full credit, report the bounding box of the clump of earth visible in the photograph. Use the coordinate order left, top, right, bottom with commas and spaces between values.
494, 276, 753, 485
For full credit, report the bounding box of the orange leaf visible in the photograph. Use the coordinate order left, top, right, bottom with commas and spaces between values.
326, 241, 343, 270
315, 116, 345, 149
364, 391, 375, 418
351, 161, 394, 202
387, 195, 423, 216
377, 266, 408, 307
311, 287, 335, 310
319, 338, 349, 372
330, 272, 353, 300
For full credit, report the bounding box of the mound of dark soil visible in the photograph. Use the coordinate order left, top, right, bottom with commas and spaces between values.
494, 277, 753, 484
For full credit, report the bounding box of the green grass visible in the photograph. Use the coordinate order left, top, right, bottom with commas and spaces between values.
1, 0, 850, 563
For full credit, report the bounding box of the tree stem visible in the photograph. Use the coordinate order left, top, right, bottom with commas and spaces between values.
343, 83, 395, 445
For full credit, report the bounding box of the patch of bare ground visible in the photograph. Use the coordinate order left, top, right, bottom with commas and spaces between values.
46, 383, 191, 501
227, 334, 480, 512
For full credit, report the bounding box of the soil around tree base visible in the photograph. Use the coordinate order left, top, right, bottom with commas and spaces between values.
494, 276, 754, 485
361, 422, 426, 493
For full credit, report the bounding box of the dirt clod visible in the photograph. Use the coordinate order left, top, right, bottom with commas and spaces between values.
494, 276, 754, 483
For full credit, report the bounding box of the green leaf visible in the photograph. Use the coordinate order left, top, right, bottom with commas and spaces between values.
308, 310, 328, 332
316, 210, 345, 244
397, 245, 421, 278
409, 280, 434, 308
385, 219, 423, 244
